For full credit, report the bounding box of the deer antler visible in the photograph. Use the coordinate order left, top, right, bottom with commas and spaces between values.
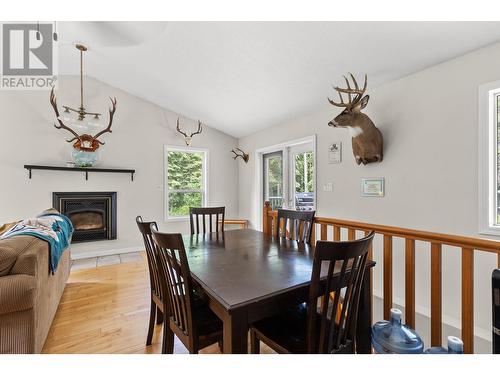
92, 97, 117, 145
328, 73, 367, 109
176, 117, 188, 137
231, 147, 249, 163
176, 118, 203, 146
190, 120, 203, 137
50, 88, 82, 143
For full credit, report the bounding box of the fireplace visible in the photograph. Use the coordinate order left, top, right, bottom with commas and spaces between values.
53, 192, 117, 243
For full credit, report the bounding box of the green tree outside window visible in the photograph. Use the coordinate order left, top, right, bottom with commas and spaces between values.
167, 150, 205, 217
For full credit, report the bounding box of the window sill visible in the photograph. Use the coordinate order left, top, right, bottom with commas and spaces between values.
165, 216, 190, 222
479, 227, 500, 237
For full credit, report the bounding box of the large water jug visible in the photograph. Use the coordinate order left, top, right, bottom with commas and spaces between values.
372, 308, 424, 354
425, 336, 464, 354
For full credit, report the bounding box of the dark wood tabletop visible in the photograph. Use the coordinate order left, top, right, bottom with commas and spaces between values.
182, 228, 375, 354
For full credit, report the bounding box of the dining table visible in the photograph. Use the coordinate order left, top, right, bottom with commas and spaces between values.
183, 228, 375, 354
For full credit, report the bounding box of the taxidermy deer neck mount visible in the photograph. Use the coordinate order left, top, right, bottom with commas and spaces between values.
328, 73, 383, 165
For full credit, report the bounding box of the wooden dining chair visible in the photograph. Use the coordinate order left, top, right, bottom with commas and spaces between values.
189, 207, 225, 235
151, 226, 223, 354
250, 231, 375, 354
276, 209, 316, 245
135, 216, 165, 347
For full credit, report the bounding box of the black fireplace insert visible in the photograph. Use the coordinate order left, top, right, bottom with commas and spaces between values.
53, 192, 117, 243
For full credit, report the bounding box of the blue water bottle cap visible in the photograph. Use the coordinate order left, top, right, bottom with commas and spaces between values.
390, 308, 402, 323
447, 336, 464, 353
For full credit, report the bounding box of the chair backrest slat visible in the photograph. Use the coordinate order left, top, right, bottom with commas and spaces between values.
306, 231, 374, 354
276, 209, 315, 244
189, 207, 225, 235
152, 228, 196, 338
135, 216, 163, 302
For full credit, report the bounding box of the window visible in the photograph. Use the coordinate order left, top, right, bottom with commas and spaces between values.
165, 146, 208, 219
479, 81, 500, 234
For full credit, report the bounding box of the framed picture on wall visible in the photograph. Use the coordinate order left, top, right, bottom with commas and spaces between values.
328, 142, 342, 163
361, 178, 385, 197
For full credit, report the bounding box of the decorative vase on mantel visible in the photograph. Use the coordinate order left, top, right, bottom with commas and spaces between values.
71, 148, 100, 167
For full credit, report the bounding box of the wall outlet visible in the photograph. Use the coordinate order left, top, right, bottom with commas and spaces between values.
323, 182, 333, 192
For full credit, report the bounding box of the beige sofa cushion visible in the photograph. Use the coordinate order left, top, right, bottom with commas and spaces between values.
0, 274, 36, 315
0, 236, 39, 277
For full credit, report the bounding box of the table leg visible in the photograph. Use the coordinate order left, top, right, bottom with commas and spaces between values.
222, 310, 248, 354
356, 267, 373, 353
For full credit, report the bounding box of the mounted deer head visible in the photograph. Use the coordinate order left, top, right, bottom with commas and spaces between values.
231, 147, 249, 163
328, 73, 383, 165
50, 88, 117, 152
176, 118, 203, 146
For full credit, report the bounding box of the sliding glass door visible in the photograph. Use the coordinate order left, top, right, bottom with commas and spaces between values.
262, 140, 315, 212
263, 151, 283, 210
289, 145, 315, 211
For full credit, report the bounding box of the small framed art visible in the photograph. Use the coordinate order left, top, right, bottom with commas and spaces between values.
361, 178, 385, 197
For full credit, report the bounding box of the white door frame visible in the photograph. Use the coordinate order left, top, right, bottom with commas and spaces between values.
254, 135, 317, 230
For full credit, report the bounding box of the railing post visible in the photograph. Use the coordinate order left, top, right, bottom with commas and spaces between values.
462, 247, 474, 354
383, 235, 393, 320
263, 201, 271, 235
430, 243, 442, 347
365, 230, 374, 323
405, 239, 416, 329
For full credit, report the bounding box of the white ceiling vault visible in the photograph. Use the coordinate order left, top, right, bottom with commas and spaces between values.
57, 21, 500, 138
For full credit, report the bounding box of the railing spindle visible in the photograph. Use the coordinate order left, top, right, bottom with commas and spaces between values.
405, 238, 416, 328
320, 224, 327, 241
430, 243, 442, 347
461, 247, 474, 354
383, 235, 393, 320
333, 226, 341, 241
348, 228, 356, 240
310, 223, 316, 245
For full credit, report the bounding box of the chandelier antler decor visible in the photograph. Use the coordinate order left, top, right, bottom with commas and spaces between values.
50, 44, 117, 167
176, 117, 203, 146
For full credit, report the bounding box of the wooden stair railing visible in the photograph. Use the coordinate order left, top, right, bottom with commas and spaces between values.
262, 201, 500, 354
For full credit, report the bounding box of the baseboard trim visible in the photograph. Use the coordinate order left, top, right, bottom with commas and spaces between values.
70, 246, 143, 260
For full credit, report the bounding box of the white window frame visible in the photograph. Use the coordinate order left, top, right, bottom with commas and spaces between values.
164, 145, 209, 221
479, 80, 500, 235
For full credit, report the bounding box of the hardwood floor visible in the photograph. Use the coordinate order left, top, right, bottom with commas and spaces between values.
42, 252, 274, 354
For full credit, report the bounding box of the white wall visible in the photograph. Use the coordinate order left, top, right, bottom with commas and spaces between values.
0, 76, 239, 258
237, 41, 500, 351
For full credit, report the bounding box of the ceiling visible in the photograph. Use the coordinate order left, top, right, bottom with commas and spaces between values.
57, 21, 500, 138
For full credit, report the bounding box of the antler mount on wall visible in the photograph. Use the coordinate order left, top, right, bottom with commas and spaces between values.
176, 117, 203, 146
231, 147, 249, 163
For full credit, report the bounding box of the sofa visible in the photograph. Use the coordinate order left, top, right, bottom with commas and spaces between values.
0, 235, 70, 353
